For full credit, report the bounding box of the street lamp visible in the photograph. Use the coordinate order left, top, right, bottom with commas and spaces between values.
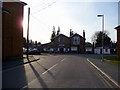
97, 14, 104, 62
27, 7, 30, 60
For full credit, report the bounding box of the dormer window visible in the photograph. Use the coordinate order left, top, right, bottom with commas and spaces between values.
73, 36, 80, 45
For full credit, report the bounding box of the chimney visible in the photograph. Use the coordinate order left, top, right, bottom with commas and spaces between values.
70, 29, 72, 36
83, 30, 85, 38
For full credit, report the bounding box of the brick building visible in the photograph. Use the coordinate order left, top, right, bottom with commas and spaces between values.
115, 25, 120, 60
2, 1, 27, 61
41, 32, 85, 53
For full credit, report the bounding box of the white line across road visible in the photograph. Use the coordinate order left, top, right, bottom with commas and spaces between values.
41, 63, 58, 75
21, 58, 66, 89
60, 58, 65, 62
87, 58, 120, 88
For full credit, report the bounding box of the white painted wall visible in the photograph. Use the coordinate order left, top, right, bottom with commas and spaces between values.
64, 48, 66, 52
50, 48, 54, 51
94, 48, 100, 54
94, 48, 110, 54
57, 48, 59, 51
71, 46, 77, 51
103, 49, 110, 54
85, 47, 92, 52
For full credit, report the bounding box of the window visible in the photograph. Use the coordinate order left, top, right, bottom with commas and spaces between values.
73, 36, 80, 45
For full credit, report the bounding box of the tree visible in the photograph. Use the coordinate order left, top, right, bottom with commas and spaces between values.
50, 26, 56, 42
35, 41, 37, 45
38, 42, 41, 45
70, 29, 74, 36
57, 26, 60, 35
91, 31, 112, 46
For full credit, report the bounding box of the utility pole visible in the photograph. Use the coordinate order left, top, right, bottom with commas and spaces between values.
102, 15, 104, 62
27, 7, 30, 59
97, 14, 104, 62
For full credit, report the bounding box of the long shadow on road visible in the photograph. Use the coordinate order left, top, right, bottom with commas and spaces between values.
28, 58, 49, 89
36, 62, 55, 79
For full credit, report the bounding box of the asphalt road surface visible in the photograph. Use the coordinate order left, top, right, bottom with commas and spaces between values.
2, 54, 119, 88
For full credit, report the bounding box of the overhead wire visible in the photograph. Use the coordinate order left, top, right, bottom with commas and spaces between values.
30, 14, 51, 29
30, 0, 57, 14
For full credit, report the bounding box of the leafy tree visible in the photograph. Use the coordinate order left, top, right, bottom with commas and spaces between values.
70, 29, 74, 36
57, 26, 60, 35
38, 42, 41, 45
50, 26, 56, 42
92, 31, 112, 46
35, 41, 37, 45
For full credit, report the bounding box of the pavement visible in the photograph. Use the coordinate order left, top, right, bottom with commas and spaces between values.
2, 54, 120, 88
2, 55, 40, 70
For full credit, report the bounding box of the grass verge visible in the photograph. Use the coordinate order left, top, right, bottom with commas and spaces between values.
41, 53, 50, 55
104, 56, 120, 65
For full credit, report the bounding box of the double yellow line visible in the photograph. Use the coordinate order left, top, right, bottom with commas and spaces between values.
87, 58, 120, 88
92, 65, 113, 88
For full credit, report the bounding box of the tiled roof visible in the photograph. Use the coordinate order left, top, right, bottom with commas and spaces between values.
52, 34, 69, 40
115, 25, 120, 29
70, 33, 85, 39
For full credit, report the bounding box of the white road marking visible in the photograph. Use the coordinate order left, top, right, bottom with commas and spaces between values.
41, 64, 58, 75
21, 58, 65, 89
21, 85, 28, 89
87, 58, 120, 88
61, 58, 65, 62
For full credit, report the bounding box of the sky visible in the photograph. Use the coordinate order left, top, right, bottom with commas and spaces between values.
22, 0, 119, 44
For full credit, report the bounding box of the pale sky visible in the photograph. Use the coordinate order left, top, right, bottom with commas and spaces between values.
22, 0, 119, 44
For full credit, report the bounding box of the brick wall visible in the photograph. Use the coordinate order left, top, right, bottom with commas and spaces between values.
70, 35, 85, 53
53, 35, 70, 48
0, 10, 2, 62
117, 29, 120, 60
2, 2, 25, 61
79, 37, 85, 53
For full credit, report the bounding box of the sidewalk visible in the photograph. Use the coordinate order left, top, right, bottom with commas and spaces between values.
2, 55, 40, 70
88, 57, 120, 85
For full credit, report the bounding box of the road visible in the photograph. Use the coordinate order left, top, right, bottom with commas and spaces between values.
2, 54, 119, 88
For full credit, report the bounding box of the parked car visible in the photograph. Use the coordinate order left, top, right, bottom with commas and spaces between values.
29, 48, 41, 55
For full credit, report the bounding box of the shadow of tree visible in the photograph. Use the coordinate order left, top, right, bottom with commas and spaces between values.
31, 56, 55, 79
27, 58, 49, 89
36, 62, 55, 79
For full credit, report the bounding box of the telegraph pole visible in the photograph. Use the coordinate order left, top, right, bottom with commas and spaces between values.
27, 7, 30, 59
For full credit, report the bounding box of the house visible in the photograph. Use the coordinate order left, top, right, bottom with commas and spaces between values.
70, 33, 85, 53
41, 31, 85, 54
94, 46, 110, 55
94, 44, 117, 55
85, 42, 93, 54
115, 25, 120, 60
2, 1, 27, 61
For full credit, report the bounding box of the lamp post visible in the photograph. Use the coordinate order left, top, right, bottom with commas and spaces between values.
97, 14, 104, 62
27, 7, 30, 59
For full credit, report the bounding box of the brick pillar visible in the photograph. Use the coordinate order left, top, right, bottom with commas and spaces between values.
115, 25, 120, 60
